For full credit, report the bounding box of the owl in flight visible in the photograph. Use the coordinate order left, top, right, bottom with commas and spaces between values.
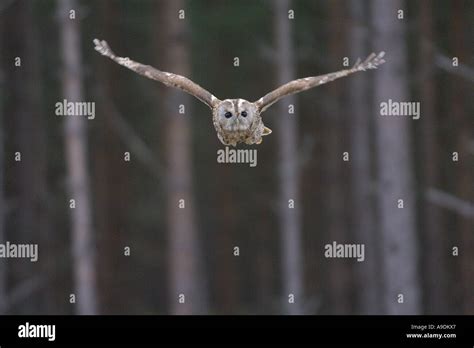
94, 39, 385, 146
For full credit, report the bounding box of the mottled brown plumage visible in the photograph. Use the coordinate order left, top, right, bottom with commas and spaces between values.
94, 39, 385, 146
211, 98, 270, 146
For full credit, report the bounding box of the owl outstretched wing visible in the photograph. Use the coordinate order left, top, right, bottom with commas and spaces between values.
254, 52, 385, 113
93, 39, 220, 109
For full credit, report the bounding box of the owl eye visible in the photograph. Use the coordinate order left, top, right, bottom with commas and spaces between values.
224, 112, 232, 118
241, 111, 248, 117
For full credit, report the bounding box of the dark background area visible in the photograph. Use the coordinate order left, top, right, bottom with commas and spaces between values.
0, 0, 472, 315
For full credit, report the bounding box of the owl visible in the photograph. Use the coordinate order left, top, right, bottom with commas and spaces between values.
94, 39, 385, 146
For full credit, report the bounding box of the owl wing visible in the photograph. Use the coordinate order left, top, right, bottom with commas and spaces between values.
93, 39, 220, 109
254, 52, 385, 113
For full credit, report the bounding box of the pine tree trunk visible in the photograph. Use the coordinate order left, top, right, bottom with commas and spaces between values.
215, 166, 238, 313
274, 0, 304, 315
59, 0, 98, 314
450, 0, 474, 314
372, 0, 421, 314
349, 0, 381, 314
419, 0, 447, 314
159, 0, 208, 314
0, 19, 5, 313
326, 0, 352, 314
3, 0, 46, 314
93, 0, 129, 314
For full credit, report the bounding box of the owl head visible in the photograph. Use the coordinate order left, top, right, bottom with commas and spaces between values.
213, 98, 272, 146
216, 99, 258, 132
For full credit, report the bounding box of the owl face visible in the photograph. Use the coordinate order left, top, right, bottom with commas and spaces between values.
216, 99, 258, 133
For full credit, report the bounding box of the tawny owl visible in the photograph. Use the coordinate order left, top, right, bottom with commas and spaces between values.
94, 39, 385, 146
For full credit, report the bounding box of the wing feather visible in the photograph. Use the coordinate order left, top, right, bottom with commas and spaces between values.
255, 52, 385, 113
93, 39, 220, 109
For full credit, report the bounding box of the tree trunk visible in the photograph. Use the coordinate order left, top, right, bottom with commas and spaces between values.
3, 0, 46, 314
274, 0, 304, 315
326, 0, 352, 314
59, 0, 98, 314
159, 0, 208, 314
372, 0, 421, 314
349, 0, 381, 314
0, 20, 5, 313
215, 166, 238, 313
93, 0, 129, 314
418, 0, 447, 314
450, 0, 473, 314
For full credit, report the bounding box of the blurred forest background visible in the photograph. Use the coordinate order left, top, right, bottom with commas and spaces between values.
0, 0, 472, 315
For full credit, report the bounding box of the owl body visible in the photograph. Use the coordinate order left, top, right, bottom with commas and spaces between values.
212, 99, 268, 146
